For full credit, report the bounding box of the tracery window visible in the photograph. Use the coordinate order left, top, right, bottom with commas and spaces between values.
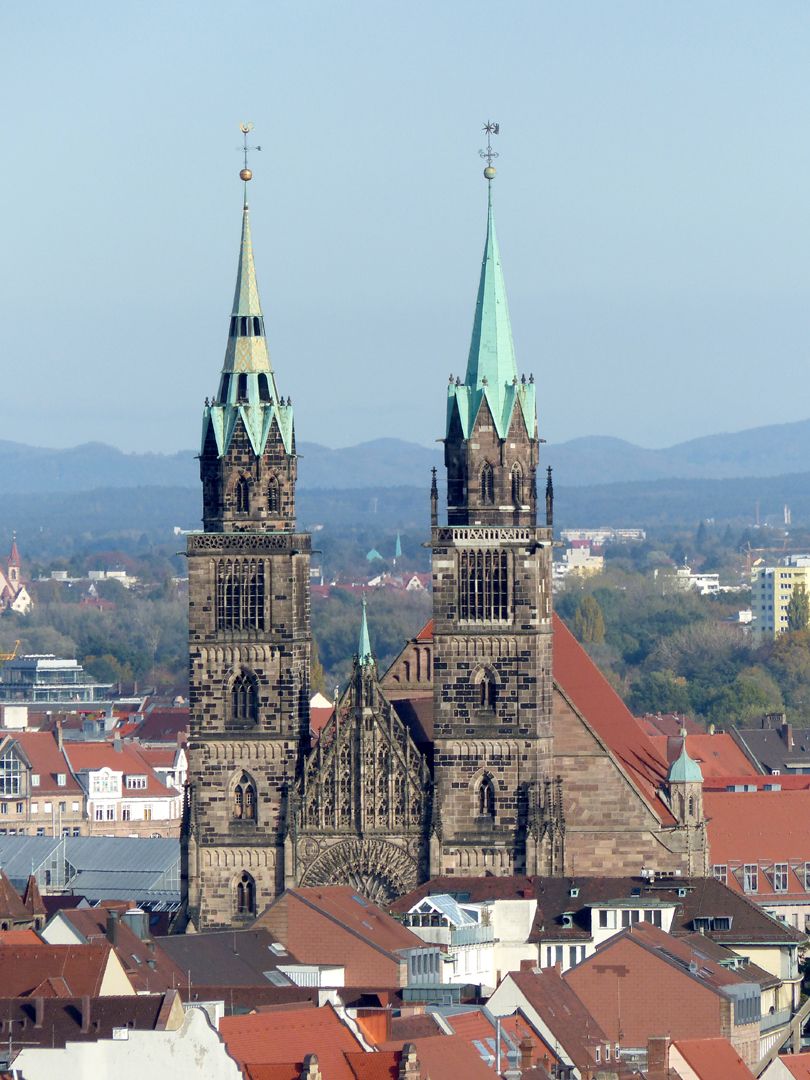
230, 670, 259, 724
511, 463, 523, 506
480, 463, 494, 505
478, 774, 496, 818
458, 550, 509, 622
267, 476, 280, 513
236, 871, 256, 915
235, 476, 250, 513
233, 772, 257, 821
215, 559, 265, 631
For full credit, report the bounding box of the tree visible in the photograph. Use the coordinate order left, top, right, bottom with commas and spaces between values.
572, 595, 605, 644
787, 584, 810, 633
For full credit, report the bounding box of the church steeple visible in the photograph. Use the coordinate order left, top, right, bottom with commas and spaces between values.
444, 142, 538, 527
199, 152, 297, 533
358, 596, 373, 667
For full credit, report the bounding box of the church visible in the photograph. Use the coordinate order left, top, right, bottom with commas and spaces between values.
178, 154, 708, 932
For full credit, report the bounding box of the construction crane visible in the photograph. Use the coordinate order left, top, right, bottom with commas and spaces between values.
0, 640, 20, 663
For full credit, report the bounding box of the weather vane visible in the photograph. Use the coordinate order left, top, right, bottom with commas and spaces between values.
238, 122, 262, 187
479, 121, 500, 181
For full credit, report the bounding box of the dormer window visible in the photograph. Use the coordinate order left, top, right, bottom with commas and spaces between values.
125, 775, 147, 790
31, 774, 40, 788
57, 774, 66, 787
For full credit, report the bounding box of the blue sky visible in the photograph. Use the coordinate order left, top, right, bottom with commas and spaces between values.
2, 2, 809, 453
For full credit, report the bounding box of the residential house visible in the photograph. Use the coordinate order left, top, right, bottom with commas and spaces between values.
63, 739, 182, 837
42, 903, 186, 993
11, 992, 242, 1080
706, 786, 810, 935
730, 715, 810, 776
157, 926, 344, 990
0, 942, 135, 997
255, 886, 442, 990
563, 922, 762, 1070
487, 964, 621, 1077
0, 730, 85, 837
647, 1036, 754, 1080
762, 1051, 810, 1078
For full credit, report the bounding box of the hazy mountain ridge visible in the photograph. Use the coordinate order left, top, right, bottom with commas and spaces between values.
2, 417, 810, 493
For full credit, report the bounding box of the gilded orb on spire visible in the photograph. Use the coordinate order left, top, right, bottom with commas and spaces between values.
238, 121, 261, 185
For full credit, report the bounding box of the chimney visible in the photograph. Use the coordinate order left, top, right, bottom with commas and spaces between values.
56, 719, 63, 753
106, 908, 120, 947
34, 995, 44, 1029
398, 1043, 421, 1080
113, 733, 122, 753
80, 995, 91, 1033
646, 1034, 671, 1078
782, 721, 794, 752
299, 1054, 323, 1080
519, 1033, 534, 1070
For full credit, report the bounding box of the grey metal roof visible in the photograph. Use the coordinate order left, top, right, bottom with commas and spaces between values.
65, 836, 179, 873
0, 835, 64, 884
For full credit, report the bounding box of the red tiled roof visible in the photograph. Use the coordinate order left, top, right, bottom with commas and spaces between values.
673, 1037, 754, 1078
0, 943, 116, 996
134, 708, 189, 744
220, 1003, 364, 1079
245, 1067, 300, 1080
703, 774, 810, 791
552, 614, 674, 824
780, 1052, 810, 1079
636, 713, 702, 737
0, 930, 41, 944
705, 789, 810, 900
0, 870, 29, 921
378, 1034, 505, 1079
1, 731, 82, 794
63, 742, 175, 799
289, 887, 427, 956
415, 619, 433, 642
344, 1051, 400, 1079
136, 747, 180, 768
310, 706, 334, 738
649, 734, 756, 779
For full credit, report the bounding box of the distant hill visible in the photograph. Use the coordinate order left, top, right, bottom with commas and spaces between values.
3, 417, 810, 493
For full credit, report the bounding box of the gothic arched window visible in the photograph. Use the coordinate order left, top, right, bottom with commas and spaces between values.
478, 775, 496, 818
511, 463, 523, 506
267, 476, 280, 514
236, 871, 256, 915
479, 673, 498, 711
231, 670, 259, 724
235, 476, 250, 514
233, 772, 257, 821
216, 559, 265, 631
480, 463, 494, 505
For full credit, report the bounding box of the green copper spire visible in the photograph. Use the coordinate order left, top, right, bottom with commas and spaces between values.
201, 192, 295, 459
668, 731, 704, 784
358, 596, 373, 667
394, 531, 402, 561
447, 177, 536, 440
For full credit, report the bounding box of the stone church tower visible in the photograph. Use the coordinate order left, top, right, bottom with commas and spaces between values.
179, 183, 311, 930
430, 175, 563, 878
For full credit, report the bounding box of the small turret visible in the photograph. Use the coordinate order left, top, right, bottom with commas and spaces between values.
668, 728, 703, 826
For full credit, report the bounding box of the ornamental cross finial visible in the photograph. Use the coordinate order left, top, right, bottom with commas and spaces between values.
237, 122, 262, 194
480, 121, 500, 180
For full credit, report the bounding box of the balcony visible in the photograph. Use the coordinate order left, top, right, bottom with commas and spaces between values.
410, 923, 494, 947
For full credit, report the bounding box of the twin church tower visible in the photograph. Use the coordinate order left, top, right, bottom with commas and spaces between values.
179, 136, 562, 930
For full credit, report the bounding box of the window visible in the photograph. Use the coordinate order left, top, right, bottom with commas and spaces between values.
480, 463, 494, 505
105, 806, 114, 821
36, 828, 44, 837
804, 864, 810, 891
458, 550, 509, 622
125, 776, 147, 790
59, 802, 66, 813
72, 801, 79, 812
744, 864, 759, 893
231, 671, 259, 725
122, 806, 131, 821
31, 803, 38, 814
235, 476, 250, 514
15, 803, 22, 815
95, 806, 104, 821
57, 774, 66, 787
267, 476, 280, 514
713, 864, 728, 886
144, 806, 152, 821
477, 775, 495, 819
43, 802, 51, 814
233, 773, 257, 821
31, 774, 40, 788
252, 316, 262, 336
0, 753, 21, 796
236, 871, 256, 915
215, 559, 266, 631
478, 671, 498, 710
774, 863, 789, 892
511, 463, 523, 506
598, 909, 609, 928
